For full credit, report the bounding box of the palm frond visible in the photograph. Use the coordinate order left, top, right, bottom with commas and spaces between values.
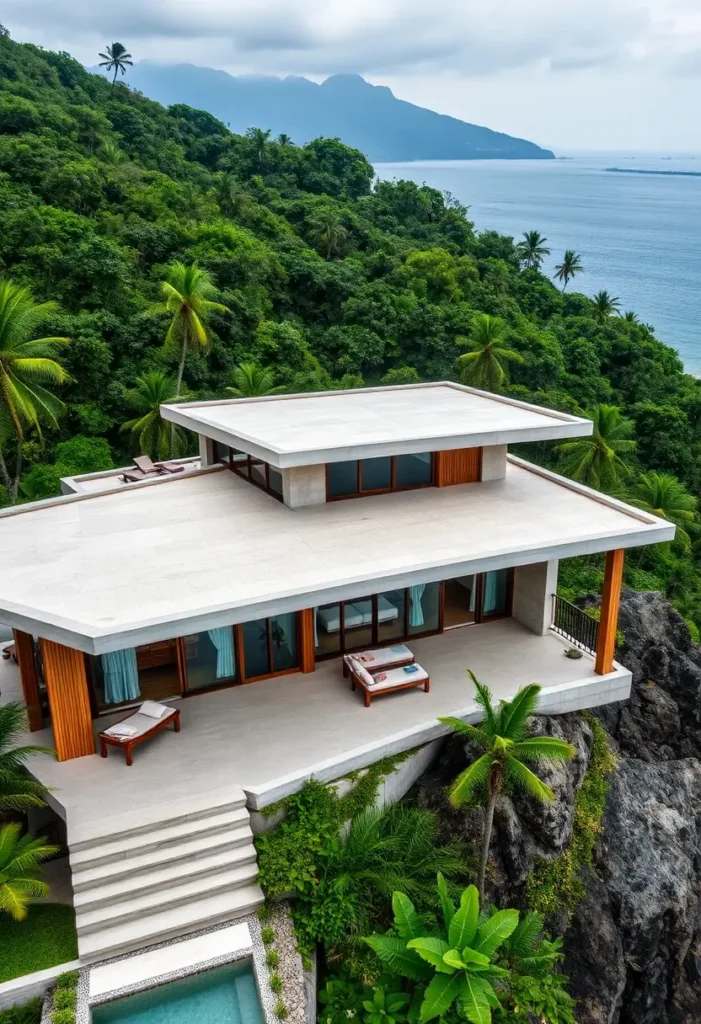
505, 756, 554, 802
497, 684, 541, 740
448, 753, 494, 808
510, 737, 577, 763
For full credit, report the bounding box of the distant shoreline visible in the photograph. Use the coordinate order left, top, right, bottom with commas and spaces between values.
605, 167, 701, 178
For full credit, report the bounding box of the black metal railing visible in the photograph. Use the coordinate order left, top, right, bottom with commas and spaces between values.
551, 595, 599, 655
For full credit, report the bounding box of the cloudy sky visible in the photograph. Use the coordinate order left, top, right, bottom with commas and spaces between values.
4, 0, 701, 151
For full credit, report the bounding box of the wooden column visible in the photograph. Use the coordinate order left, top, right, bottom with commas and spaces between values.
299, 609, 316, 674
12, 630, 43, 732
434, 448, 482, 486
595, 549, 625, 675
39, 639, 95, 761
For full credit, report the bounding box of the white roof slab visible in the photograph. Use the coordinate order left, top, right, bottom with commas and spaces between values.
0, 456, 673, 654
161, 383, 593, 467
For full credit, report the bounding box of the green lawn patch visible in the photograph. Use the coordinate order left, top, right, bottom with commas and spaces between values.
0, 904, 78, 983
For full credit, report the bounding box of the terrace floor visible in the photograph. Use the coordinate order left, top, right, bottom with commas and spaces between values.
2, 620, 630, 836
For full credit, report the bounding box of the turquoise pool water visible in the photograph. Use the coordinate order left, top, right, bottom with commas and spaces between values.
92, 961, 263, 1024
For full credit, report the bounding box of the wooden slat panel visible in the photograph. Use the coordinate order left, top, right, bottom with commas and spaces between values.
299, 609, 316, 674
12, 630, 43, 732
595, 549, 625, 675
435, 447, 482, 486
39, 639, 95, 761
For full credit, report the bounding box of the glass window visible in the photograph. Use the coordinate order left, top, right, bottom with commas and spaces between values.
184, 630, 236, 692
327, 461, 359, 497
481, 569, 510, 617
344, 597, 374, 650
395, 452, 432, 488
212, 440, 230, 465
241, 618, 271, 678
231, 448, 248, 464
408, 582, 440, 636
270, 613, 298, 672
250, 460, 267, 489
360, 457, 392, 492
316, 603, 342, 656
444, 575, 477, 628
268, 466, 283, 497
377, 589, 405, 643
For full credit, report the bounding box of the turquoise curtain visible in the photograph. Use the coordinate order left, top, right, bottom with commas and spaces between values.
409, 584, 426, 627
313, 610, 319, 648
101, 649, 140, 704
208, 627, 236, 679
483, 570, 507, 615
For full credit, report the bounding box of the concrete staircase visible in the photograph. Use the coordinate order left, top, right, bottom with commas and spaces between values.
69, 788, 263, 963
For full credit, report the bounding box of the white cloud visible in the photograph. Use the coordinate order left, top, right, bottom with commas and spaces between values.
3, 0, 701, 149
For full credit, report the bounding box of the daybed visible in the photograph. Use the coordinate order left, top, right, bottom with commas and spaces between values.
98, 701, 180, 765
346, 656, 430, 707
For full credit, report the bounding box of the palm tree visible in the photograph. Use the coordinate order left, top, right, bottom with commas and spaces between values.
121, 371, 189, 460
0, 703, 53, 813
98, 141, 127, 165
0, 823, 58, 921
439, 674, 575, 902
276, 133, 294, 147
147, 263, 228, 401
308, 208, 348, 260
517, 231, 550, 270
630, 471, 697, 550
245, 128, 272, 169
0, 279, 69, 504
98, 43, 133, 87
553, 249, 583, 290
456, 314, 524, 393
555, 403, 636, 491
592, 290, 621, 322
622, 310, 640, 324
226, 362, 286, 398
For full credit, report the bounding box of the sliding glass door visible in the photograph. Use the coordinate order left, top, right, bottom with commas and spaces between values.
314, 583, 441, 659
240, 613, 299, 681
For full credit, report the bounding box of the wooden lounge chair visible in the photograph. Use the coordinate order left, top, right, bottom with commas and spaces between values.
134, 455, 185, 475
347, 656, 429, 708
342, 644, 414, 678
98, 702, 180, 766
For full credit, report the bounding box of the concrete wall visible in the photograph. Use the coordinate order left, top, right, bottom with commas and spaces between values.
481, 444, 507, 481
282, 465, 327, 508
0, 961, 80, 1011
199, 434, 216, 468
512, 559, 558, 635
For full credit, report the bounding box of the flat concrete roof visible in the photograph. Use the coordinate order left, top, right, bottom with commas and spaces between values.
161, 383, 593, 467
0, 456, 673, 654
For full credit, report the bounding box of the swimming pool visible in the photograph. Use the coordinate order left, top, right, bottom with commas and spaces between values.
91, 960, 263, 1024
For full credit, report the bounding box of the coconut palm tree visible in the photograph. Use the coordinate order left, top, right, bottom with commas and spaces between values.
592, 290, 621, 322
439, 674, 575, 902
622, 310, 640, 324
226, 362, 286, 398
0, 823, 58, 921
121, 371, 189, 460
456, 314, 524, 393
98, 42, 133, 87
147, 263, 228, 400
553, 250, 583, 290
0, 702, 53, 813
276, 133, 294, 147
98, 141, 127, 165
0, 279, 69, 504
555, 404, 636, 491
517, 231, 550, 270
308, 208, 348, 260
245, 127, 272, 169
629, 471, 697, 550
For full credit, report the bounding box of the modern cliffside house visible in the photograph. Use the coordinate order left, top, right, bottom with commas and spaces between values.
0, 382, 674, 962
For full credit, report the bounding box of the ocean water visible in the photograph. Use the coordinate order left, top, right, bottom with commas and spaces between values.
375, 153, 701, 374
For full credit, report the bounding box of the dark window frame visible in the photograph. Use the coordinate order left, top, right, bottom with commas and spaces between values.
215, 443, 284, 503
326, 453, 434, 501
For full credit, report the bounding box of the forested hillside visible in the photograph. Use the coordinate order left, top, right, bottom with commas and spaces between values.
2, 31, 701, 627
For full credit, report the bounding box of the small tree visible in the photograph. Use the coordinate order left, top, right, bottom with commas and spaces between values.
456, 315, 523, 393
439, 674, 576, 902
226, 362, 286, 398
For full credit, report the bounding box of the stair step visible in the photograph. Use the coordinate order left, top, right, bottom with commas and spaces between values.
77, 863, 258, 935
74, 845, 258, 909
71, 826, 253, 892
70, 807, 249, 869
69, 788, 248, 851
78, 883, 264, 963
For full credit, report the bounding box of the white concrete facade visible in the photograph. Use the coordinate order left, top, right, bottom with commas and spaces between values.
512, 560, 559, 636
281, 464, 327, 508
481, 444, 507, 481
161, 382, 593, 469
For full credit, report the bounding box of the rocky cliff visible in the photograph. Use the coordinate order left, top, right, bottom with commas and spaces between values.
416, 590, 701, 1024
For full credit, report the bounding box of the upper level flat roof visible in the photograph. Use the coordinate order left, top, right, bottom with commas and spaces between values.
161, 383, 593, 467
0, 457, 673, 654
